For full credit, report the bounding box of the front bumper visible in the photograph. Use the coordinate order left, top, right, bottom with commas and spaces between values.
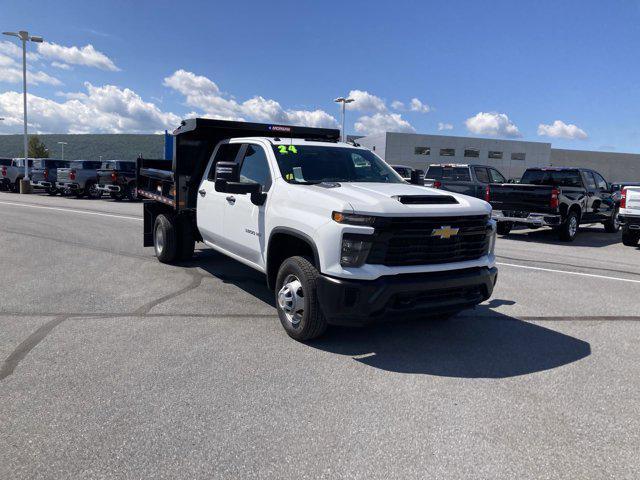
97, 184, 121, 192
56, 182, 80, 190
492, 210, 561, 227
618, 214, 640, 230
31, 180, 53, 189
316, 266, 498, 326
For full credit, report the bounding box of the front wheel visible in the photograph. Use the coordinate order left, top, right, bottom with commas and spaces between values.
497, 222, 513, 236
558, 211, 579, 242
46, 187, 58, 196
86, 182, 102, 199
275, 256, 327, 341
604, 207, 620, 233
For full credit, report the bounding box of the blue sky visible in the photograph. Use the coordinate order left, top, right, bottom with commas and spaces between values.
2, 0, 640, 152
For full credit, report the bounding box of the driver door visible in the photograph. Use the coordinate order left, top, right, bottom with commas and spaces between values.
223, 143, 273, 268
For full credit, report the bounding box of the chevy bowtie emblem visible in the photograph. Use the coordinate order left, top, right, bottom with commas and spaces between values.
431, 226, 459, 239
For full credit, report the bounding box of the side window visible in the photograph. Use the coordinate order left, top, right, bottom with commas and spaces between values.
584, 172, 597, 190
426, 166, 443, 179
207, 143, 242, 180
239, 144, 272, 192
593, 172, 608, 190
489, 168, 506, 183
474, 167, 490, 183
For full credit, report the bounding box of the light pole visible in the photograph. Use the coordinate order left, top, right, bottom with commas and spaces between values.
3, 30, 43, 190
58, 141, 67, 160
334, 97, 354, 142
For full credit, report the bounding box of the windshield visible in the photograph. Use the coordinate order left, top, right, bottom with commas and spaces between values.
273, 145, 403, 184
101, 161, 118, 170
521, 169, 582, 187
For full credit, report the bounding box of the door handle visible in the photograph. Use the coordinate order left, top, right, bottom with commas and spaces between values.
226, 195, 236, 204
198, 189, 206, 197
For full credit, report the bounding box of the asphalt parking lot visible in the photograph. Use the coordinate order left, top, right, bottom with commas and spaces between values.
1, 191, 639, 479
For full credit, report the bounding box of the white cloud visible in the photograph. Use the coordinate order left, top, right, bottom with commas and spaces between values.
0, 53, 16, 67
163, 70, 338, 128
354, 113, 415, 135
465, 111, 521, 138
0, 82, 180, 134
51, 61, 72, 70
409, 98, 431, 113
537, 120, 588, 140
345, 90, 387, 113
37, 42, 120, 71
0, 67, 62, 86
0, 41, 39, 62
391, 100, 404, 110
438, 122, 454, 131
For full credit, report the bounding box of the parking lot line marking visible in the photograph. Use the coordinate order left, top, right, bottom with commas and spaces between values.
0, 200, 142, 221
497, 262, 640, 284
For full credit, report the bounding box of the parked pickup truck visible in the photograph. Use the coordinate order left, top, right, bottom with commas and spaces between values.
30, 159, 69, 195
56, 160, 103, 199
619, 186, 640, 247
0, 158, 12, 191
138, 119, 498, 341
96, 160, 137, 200
424, 163, 507, 199
1, 158, 34, 192
487, 167, 620, 241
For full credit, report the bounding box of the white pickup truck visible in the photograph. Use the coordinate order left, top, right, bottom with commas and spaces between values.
137, 119, 498, 340
619, 186, 640, 247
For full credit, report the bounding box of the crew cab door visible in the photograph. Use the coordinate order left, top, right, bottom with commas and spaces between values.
197, 142, 242, 248
591, 171, 616, 221
472, 166, 491, 199
223, 143, 273, 268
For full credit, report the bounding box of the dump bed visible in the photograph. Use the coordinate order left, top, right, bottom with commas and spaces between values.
136, 118, 340, 211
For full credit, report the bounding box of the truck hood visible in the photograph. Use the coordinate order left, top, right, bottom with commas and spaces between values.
303, 182, 491, 217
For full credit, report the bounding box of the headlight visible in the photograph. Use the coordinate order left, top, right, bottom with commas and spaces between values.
332, 211, 377, 226
488, 220, 497, 254
340, 233, 373, 267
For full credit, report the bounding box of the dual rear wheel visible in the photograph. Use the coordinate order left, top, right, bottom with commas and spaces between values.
153, 214, 195, 263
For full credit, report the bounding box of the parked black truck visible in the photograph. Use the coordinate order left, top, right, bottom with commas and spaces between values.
30, 159, 69, 195
96, 160, 137, 201
487, 167, 620, 241
424, 163, 507, 199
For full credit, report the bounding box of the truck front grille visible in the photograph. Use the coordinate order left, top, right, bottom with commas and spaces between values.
366, 215, 491, 266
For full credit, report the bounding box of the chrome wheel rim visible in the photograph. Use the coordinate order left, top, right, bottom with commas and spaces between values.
155, 226, 164, 254
277, 275, 304, 326
569, 216, 578, 237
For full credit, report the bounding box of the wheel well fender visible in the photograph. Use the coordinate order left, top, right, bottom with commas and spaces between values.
567, 203, 582, 220
266, 228, 320, 290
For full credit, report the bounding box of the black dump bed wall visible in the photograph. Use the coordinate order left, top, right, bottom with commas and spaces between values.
171, 118, 340, 210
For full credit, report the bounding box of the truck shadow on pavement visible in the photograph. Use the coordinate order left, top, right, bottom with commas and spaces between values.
183, 250, 591, 379
309, 310, 591, 378
502, 226, 621, 248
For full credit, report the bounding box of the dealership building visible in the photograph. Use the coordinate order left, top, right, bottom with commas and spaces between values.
355, 132, 640, 182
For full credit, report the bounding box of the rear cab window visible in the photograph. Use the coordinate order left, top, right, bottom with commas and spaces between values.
443, 166, 471, 181
521, 169, 583, 188
473, 167, 490, 183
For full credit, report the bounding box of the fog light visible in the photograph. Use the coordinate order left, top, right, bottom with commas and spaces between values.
340, 234, 372, 267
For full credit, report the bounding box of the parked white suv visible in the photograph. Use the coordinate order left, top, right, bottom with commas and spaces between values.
619, 186, 640, 247
138, 119, 498, 340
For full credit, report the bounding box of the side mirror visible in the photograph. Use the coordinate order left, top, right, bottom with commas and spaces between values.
409, 169, 424, 185
214, 161, 266, 205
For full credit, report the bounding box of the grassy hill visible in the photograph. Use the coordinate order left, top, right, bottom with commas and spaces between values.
0, 134, 165, 160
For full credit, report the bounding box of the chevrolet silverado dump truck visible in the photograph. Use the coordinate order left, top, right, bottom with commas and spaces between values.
30, 159, 69, 195
96, 160, 137, 200
619, 186, 640, 247
487, 167, 620, 241
138, 119, 498, 340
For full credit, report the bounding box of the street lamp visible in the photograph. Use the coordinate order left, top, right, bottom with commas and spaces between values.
334, 96, 355, 142
3, 30, 43, 191
58, 141, 68, 160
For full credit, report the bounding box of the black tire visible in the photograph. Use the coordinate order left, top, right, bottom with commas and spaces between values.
176, 215, 195, 261
74, 188, 85, 198
558, 211, 579, 242
126, 183, 139, 201
46, 187, 58, 196
275, 256, 328, 341
622, 229, 639, 247
110, 191, 123, 201
86, 182, 102, 199
604, 207, 620, 233
496, 222, 513, 236
153, 214, 178, 264
12, 179, 21, 193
